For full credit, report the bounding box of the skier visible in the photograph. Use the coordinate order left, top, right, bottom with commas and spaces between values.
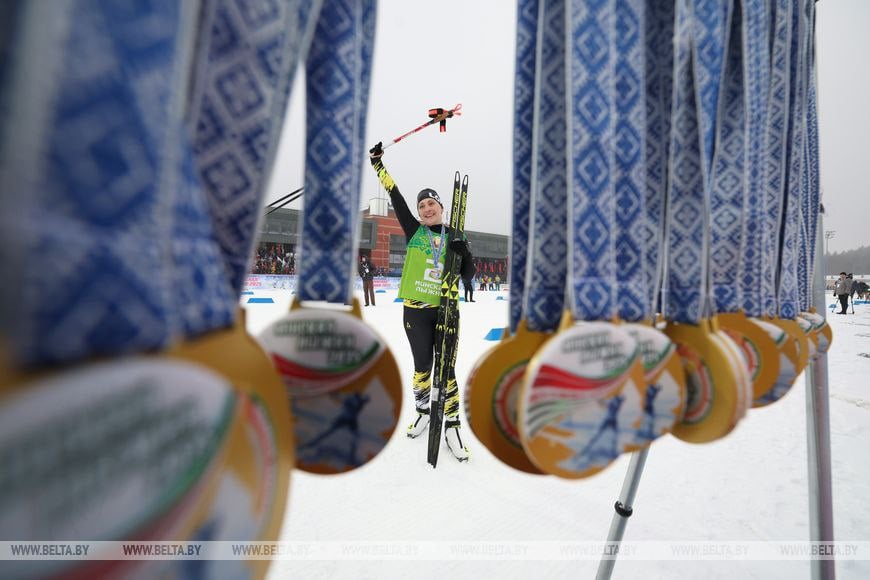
369, 141, 473, 461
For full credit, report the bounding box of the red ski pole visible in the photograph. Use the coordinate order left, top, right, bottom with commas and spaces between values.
380, 103, 462, 151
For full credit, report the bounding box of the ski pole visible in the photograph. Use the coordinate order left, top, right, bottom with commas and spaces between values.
265, 188, 305, 215
380, 103, 462, 151
267, 186, 304, 209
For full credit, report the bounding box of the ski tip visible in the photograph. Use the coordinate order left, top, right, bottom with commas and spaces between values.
462, 174, 469, 185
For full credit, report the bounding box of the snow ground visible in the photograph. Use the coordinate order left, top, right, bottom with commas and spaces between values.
242, 288, 869, 580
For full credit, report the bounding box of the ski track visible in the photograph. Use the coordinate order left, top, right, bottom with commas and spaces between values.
242, 288, 870, 580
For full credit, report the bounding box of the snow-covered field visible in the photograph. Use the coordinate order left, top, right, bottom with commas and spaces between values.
243, 287, 869, 580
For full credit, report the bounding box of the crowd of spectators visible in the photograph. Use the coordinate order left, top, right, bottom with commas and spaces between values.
251, 243, 295, 275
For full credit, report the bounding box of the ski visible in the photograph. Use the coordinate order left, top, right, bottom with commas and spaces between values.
428, 172, 469, 467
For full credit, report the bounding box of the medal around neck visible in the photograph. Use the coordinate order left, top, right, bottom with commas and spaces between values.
0, 358, 239, 578
259, 298, 401, 474
519, 321, 645, 479
466, 321, 547, 474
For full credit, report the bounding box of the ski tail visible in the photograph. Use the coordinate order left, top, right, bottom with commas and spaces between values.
428, 172, 468, 467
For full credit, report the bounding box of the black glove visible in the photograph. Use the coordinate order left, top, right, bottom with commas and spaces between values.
450, 239, 470, 257
369, 141, 384, 159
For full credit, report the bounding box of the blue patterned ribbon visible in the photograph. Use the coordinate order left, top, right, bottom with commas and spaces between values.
1, 1, 194, 366
0, 0, 318, 368
567, 0, 616, 321
739, 0, 769, 318
188, 0, 322, 296
643, 0, 674, 317
613, 0, 650, 322
665, 0, 728, 324
510, 0, 539, 333
799, 0, 819, 312
298, 0, 376, 304
760, 0, 791, 318
524, 0, 567, 332
776, 0, 807, 320
709, 2, 744, 315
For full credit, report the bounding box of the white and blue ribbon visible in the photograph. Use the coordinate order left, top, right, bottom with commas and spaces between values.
761, 0, 791, 318
567, 0, 616, 322
510, 0, 540, 333
709, 1, 744, 315
799, 0, 819, 312
777, 0, 807, 320
643, 0, 674, 317
739, 0, 769, 318
298, 0, 376, 304
665, 0, 728, 324
0, 0, 318, 367
188, 0, 322, 296
1, 0, 194, 366
524, 0, 568, 332
613, 0, 649, 322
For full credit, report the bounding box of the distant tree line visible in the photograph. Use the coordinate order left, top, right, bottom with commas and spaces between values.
825, 246, 870, 275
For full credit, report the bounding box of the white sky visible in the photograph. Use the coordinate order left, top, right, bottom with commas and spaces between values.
265, 0, 868, 253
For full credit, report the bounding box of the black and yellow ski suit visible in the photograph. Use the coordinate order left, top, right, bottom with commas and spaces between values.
370, 155, 474, 427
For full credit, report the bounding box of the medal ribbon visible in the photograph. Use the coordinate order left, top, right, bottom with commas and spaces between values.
0, 0, 331, 366
425, 228, 448, 270
709, 2, 745, 315
510, 0, 540, 333
776, 0, 807, 320
524, 0, 568, 332
738, 0, 769, 318
665, 0, 728, 324
799, 0, 820, 312
566, 0, 616, 321
643, 0, 675, 318
613, 0, 649, 322
298, 0, 376, 304
760, 0, 791, 317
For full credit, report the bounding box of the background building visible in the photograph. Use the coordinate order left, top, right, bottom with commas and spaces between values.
254, 200, 509, 280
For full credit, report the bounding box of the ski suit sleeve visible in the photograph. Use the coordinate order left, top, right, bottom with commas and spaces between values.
370, 156, 420, 240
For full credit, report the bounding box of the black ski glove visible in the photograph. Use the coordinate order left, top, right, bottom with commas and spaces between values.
369, 141, 384, 159
450, 239, 470, 257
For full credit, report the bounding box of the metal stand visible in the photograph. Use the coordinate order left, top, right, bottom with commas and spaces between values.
596, 447, 649, 580
596, 219, 836, 579
806, 208, 836, 580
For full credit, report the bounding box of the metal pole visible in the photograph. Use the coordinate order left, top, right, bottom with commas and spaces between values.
596, 446, 650, 580
806, 209, 836, 580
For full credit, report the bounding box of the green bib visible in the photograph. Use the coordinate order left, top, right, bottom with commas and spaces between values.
399, 226, 446, 305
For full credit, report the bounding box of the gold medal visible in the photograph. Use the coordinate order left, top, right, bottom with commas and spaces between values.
259, 298, 401, 474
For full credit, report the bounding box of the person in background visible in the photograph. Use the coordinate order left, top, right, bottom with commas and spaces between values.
834, 271, 852, 314
359, 254, 376, 307
463, 270, 476, 303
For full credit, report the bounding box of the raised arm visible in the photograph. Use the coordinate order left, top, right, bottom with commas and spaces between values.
369, 143, 420, 239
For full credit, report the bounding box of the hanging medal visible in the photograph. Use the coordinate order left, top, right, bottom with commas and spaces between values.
662, 0, 743, 444
518, 0, 646, 479
0, 0, 304, 570
465, 0, 541, 438
619, 0, 687, 448
467, 0, 565, 475
756, 0, 811, 405
258, 0, 402, 475
710, 0, 780, 410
